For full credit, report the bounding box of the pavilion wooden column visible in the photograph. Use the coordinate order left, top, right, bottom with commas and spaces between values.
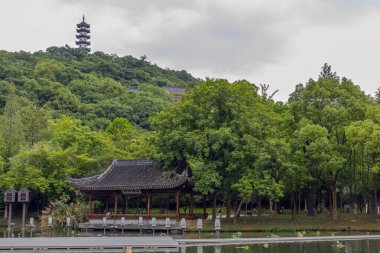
88, 192, 93, 215
114, 192, 119, 215
146, 192, 151, 218
176, 190, 180, 218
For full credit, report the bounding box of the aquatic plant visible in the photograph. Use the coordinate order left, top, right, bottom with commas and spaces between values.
296, 231, 306, 237
236, 246, 250, 250
232, 232, 243, 238
40, 193, 87, 232
336, 241, 345, 249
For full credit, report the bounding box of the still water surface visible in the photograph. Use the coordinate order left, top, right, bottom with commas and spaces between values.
2, 228, 380, 252
175, 240, 380, 253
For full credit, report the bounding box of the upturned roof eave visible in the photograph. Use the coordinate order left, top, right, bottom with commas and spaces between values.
69, 179, 187, 192
67, 159, 188, 192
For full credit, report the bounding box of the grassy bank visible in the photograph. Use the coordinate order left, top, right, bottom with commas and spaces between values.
185, 214, 380, 232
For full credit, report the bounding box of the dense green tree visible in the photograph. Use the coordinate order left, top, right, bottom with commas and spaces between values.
0, 116, 116, 202
288, 65, 370, 220
346, 119, 380, 210
0, 95, 25, 161
152, 79, 285, 220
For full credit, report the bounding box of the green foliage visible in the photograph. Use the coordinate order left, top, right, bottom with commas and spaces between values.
0, 49, 379, 223
0, 95, 25, 160
0, 46, 198, 130
152, 78, 287, 219
0, 116, 115, 200
106, 117, 155, 158
45, 194, 87, 231
288, 65, 371, 220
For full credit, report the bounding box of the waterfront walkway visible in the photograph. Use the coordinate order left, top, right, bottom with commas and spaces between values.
0, 236, 177, 251
1, 235, 380, 251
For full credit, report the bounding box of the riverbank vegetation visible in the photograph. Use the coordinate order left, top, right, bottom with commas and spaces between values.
186, 214, 380, 233
0, 47, 379, 224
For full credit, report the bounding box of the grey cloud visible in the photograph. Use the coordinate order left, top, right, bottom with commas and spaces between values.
2, 0, 380, 100
58, 0, 298, 75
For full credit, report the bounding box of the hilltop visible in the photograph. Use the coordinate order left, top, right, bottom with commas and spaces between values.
0, 46, 200, 129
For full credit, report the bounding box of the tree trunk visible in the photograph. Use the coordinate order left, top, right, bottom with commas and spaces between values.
212, 193, 217, 220
291, 192, 296, 221
226, 196, 231, 220
332, 187, 338, 222
250, 198, 254, 217
269, 197, 273, 216
329, 192, 333, 217
274, 201, 277, 215
375, 188, 378, 214
233, 199, 244, 225
257, 196, 262, 224
244, 201, 248, 224
306, 191, 315, 216
203, 196, 207, 217
304, 198, 307, 212
298, 189, 301, 214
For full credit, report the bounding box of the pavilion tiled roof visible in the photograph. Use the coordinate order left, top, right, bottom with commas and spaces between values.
163, 86, 186, 94
67, 160, 187, 191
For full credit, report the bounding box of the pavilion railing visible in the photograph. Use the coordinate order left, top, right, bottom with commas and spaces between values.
86, 212, 207, 220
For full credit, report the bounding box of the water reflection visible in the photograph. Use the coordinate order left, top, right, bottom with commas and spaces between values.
178, 240, 380, 253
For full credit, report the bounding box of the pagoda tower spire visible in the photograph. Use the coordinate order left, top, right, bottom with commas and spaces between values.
76, 15, 91, 52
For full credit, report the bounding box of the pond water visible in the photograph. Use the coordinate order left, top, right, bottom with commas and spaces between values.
173, 240, 380, 253
1, 228, 380, 252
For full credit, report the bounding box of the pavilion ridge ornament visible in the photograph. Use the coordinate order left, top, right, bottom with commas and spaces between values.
76, 15, 91, 52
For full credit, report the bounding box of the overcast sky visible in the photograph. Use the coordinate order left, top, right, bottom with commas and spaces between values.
1, 0, 380, 100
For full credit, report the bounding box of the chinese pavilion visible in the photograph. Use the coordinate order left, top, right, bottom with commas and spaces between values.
76, 15, 91, 52
68, 159, 197, 220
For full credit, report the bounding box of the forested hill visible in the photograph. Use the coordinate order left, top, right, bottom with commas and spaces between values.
0, 46, 199, 129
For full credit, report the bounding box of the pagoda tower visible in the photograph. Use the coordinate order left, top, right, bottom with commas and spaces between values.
76, 15, 91, 52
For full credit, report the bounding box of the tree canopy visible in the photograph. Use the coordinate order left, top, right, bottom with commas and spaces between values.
0, 48, 379, 223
